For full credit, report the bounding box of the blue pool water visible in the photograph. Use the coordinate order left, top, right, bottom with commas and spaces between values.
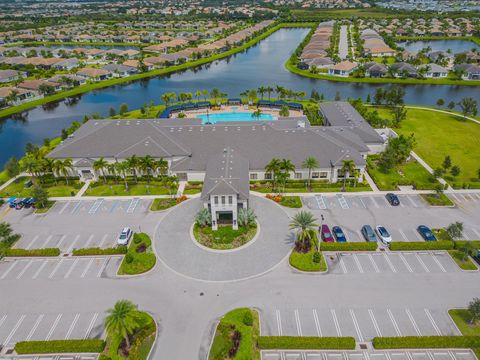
198, 111, 274, 124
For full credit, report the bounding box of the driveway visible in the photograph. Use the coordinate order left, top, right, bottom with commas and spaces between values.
154, 195, 293, 281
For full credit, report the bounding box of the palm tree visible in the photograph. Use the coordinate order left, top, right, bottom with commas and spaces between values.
156, 158, 168, 177
302, 156, 319, 190
195, 208, 211, 228
164, 176, 179, 198
280, 159, 295, 193
275, 85, 285, 98
161, 92, 171, 107
21, 155, 41, 181
210, 88, 222, 104
289, 211, 318, 251
116, 161, 129, 190
93, 157, 108, 183
238, 208, 256, 229
251, 108, 262, 120
55, 158, 73, 185
265, 158, 281, 192
195, 90, 202, 102
107, 163, 118, 184
104, 300, 142, 349
265, 86, 274, 100
126, 155, 139, 183
340, 159, 356, 191
138, 155, 155, 183
42, 158, 56, 180
6, 90, 19, 105
257, 86, 267, 99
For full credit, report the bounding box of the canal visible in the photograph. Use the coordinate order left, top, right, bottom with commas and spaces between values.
0, 28, 479, 167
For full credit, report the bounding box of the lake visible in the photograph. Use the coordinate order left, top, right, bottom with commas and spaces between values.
0, 28, 479, 167
397, 39, 478, 53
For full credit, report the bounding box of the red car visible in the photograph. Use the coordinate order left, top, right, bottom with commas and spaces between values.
320, 224, 334, 242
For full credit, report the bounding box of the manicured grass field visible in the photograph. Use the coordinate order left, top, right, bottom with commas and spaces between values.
448, 250, 478, 271
449, 309, 480, 336
420, 193, 454, 206
367, 156, 439, 190
150, 198, 177, 211
0, 177, 82, 198
374, 108, 480, 187
193, 224, 257, 250
289, 248, 327, 272
84, 181, 175, 196
280, 196, 303, 208
118, 233, 156, 275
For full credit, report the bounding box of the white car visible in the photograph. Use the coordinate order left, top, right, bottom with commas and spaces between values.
375, 225, 392, 245
117, 227, 132, 246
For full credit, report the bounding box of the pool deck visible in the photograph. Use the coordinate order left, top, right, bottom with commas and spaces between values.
173, 105, 304, 119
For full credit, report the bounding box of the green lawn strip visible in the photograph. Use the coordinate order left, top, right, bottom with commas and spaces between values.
447, 250, 478, 271
117, 233, 156, 275
72, 247, 127, 256
367, 156, 439, 191
4, 248, 60, 257
0, 176, 82, 198
183, 182, 203, 195
279, 196, 303, 208
320, 242, 377, 251
374, 108, 480, 185
15, 339, 105, 354
454, 241, 480, 249
420, 193, 454, 206
149, 198, 177, 211
34, 201, 56, 214
251, 180, 371, 193
389, 241, 454, 251
372, 336, 480, 349
449, 309, 480, 336
258, 337, 356, 350
209, 308, 260, 360
84, 181, 173, 196
193, 224, 257, 250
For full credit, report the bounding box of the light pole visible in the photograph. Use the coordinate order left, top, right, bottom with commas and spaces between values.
318, 214, 325, 253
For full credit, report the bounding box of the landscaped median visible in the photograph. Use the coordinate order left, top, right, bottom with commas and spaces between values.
258, 337, 356, 350
320, 242, 378, 252
72, 247, 127, 256
117, 233, 156, 275
389, 241, 454, 251
3, 248, 60, 257
15, 339, 105, 354
372, 336, 480, 349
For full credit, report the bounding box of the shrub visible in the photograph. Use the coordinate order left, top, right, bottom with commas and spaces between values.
5, 248, 60, 257
125, 253, 134, 264
320, 242, 378, 251
389, 241, 454, 251
372, 336, 480, 349
454, 241, 480, 250
176, 195, 187, 204
258, 336, 356, 350
243, 311, 253, 326
313, 252, 321, 263
72, 247, 127, 256
15, 339, 105, 354
118, 233, 156, 275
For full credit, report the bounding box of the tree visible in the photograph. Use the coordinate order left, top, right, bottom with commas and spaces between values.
265, 158, 281, 192
366, 94, 371, 103
340, 159, 356, 191
468, 298, 480, 325
116, 161, 129, 190
93, 157, 108, 183
265, 86, 273, 100
279, 159, 295, 193
0, 222, 21, 248
4, 156, 20, 178
289, 211, 318, 252
433, 167, 444, 179
302, 156, 319, 190
251, 108, 262, 120
436, 98, 445, 107
442, 155, 452, 170
279, 105, 289, 117
119, 103, 128, 115
238, 208, 256, 229
451, 165, 461, 177
257, 86, 267, 99
38, 84, 55, 96
104, 300, 142, 349
478, 168, 480, 181
459, 241, 474, 262
446, 221, 463, 240
457, 97, 478, 119
138, 155, 155, 184
109, 107, 116, 117
31, 185, 49, 209
195, 208, 211, 228
378, 134, 416, 172
390, 104, 407, 128
21, 155, 41, 180
54, 158, 73, 185
447, 101, 455, 110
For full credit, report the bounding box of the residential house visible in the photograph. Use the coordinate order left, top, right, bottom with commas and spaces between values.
76, 67, 113, 81
0, 69, 25, 83
102, 64, 138, 77
328, 61, 358, 77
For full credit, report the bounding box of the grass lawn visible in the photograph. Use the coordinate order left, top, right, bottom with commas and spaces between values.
251, 180, 371, 193
84, 181, 175, 196
289, 247, 327, 272
448, 250, 478, 271
193, 224, 257, 250
0, 176, 82, 198
150, 198, 177, 211
118, 233, 156, 275
433, 228, 452, 240
280, 196, 303, 208
34, 201, 56, 214
183, 182, 203, 195
449, 309, 480, 336
367, 156, 439, 190
420, 193, 454, 206
209, 308, 260, 360
374, 107, 480, 188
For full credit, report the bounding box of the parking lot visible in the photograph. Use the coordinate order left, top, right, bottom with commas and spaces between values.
325, 251, 460, 275
261, 349, 477, 360
0, 311, 105, 355
49, 198, 151, 216
0, 257, 122, 281
0, 355, 98, 360
261, 307, 460, 339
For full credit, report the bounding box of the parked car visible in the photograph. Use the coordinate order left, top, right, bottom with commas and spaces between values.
117, 227, 133, 245
361, 225, 377, 242
15, 199, 25, 210
417, 225, 437, 241
472, 250, 480, 266
320, 224, 334, 242
385, 193, 400, 206
22, 198, 35, 208
332, 226, 347, 242
375, 225, 392, 244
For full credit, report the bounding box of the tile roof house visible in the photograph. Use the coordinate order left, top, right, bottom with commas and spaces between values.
0, 69, 25, 83
328, 61, 358, 77
76, 67, 113, 81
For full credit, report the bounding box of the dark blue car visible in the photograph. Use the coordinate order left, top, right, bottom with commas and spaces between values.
332, 226, 347, 242
386, 193, 400, 206
417, 225, 437, 241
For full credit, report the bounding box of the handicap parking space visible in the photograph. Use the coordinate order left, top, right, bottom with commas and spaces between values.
449, 192, 480, 206
50, 198, 151, 216
261, 307, 460, 341
0, 256, 123, 281
0, 311, 104, 352
324, 251, 459, 275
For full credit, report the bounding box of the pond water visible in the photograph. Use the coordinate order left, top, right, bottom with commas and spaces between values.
397, 39, 478, 53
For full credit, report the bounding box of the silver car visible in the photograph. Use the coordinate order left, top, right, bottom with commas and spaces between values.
117, 227, 132, 246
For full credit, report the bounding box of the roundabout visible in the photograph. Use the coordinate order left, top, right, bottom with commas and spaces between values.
154, 195, 294, 281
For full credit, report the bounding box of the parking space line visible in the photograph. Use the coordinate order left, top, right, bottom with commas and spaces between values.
70, 201, 82, 214
275, 310, 283, 336
84, 313, 98, 339
368, 255, 380, 273
67, 234, 81, 253
358, 197, 367, 209
2, 314, 25, 346
16, 259, 35, 279
64, 259, 79, 279
353, 255, 364, 273
48, 259, 64, 279
88, 199, 104, 214
127, 198, 140, 213
46, 314, 62, 340
41, 235, 53, 248
26, 314, 44, 340
26, 235, 39, 250
32, 260, 48, 279
349, 309, 364, 342
398, 254, 413, 273
1, 260, 20, 280
81, 258, 94, 278
109, 200, 120, 213
65, 313, 80, 339
430, 254, 447, 273
57, 234, 67, 249
98, 234, 109, 248
472, 229, 480, 238
331, 310, 342, 336
415, 254, 430, 272
58, 201, 71, 215
463, 232, 471, 240
407, 196, 419, 208
451, 194, 460, 202
312, 310, 322, 336
96, 258, 109, 278
368, 309, 382, 337
387, 309, 402, 336
356, 231, 364, 242
337, 194, 349, 210
294, 310, 303, 336
398, 230, 408, 242
371, 197, 380, 209
383, 254, 397, 273
314, 195, 327, 210
339, 256, 347, 274
405, 309, 421, 335
424, 309, 442, 335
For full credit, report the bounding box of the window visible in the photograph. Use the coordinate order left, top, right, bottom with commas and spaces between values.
312, 172, 320, 179
228, 196, 233, 204
319, 172, 328, 179
214, 196, 218, 205
250, 173, 258, 180
295, 172, 302, 180
264, 172, 272, 180
221, 196, 225, 205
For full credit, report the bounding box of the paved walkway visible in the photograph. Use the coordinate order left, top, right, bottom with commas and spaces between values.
75, 179, 91, 198
362, 171, 379, 192
0, 173, 26, 192
411, 151, 451, 189
338, 25, 349, 60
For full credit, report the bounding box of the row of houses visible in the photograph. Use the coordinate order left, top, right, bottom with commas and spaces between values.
0, 46, 141, 60
360, 29, 395, 57
299, 21, 335, 69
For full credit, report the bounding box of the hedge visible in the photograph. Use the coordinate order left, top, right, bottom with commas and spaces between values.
454, 241, 480, 250
372, 336, 480, 349
257, 336, 356, 350
5, 248, 60, 257
389, 241, 454, 251
15, 339, 106, 354
320, 242, 378, 251
72, 247, 127, 256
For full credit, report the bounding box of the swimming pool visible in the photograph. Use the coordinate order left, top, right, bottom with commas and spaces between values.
198, 111, 275, 124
